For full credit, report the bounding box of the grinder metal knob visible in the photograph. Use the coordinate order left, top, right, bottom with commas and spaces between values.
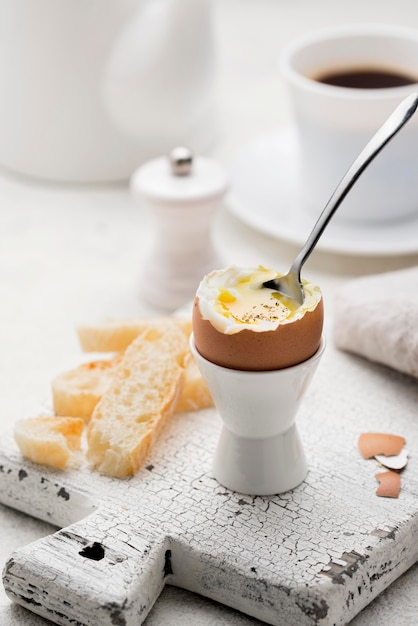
169, 146, 193, 176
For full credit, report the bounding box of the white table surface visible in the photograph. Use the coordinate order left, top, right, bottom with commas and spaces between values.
1, 1, 418, 624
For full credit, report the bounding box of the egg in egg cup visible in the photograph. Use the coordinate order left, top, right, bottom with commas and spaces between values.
191, 266, 325, 495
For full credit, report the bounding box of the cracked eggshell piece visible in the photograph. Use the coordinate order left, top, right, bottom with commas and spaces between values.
358, 432, 406, 459
192, 266, 323, 371
375, 448, 409, 471
376, 471, 401, 498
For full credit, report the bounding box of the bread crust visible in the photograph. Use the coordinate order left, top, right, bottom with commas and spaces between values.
77, 317, 192, 353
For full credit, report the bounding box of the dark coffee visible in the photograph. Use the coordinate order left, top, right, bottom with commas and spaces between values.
315, 67, 418, 89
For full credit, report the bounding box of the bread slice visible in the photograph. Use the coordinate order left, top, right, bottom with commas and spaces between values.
14, 416, 84, 470
77, 317, 192, 353
52, 357, 121, 420
52, 351, 212, 421
87, 320, 189, 478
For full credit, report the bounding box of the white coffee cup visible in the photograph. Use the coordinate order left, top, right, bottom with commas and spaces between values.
190, 335, 325, 496
280, 24, 418, 224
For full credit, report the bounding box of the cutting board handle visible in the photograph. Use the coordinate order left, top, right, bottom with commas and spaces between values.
3, 506, 170, 626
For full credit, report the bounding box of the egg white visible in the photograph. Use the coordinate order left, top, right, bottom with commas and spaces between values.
196, 266, 322, 335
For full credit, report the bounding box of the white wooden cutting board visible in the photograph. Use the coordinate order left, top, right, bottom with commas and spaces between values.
1, 339, 418, 626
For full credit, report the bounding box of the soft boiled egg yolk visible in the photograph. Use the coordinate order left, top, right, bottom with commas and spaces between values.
192, 266, 324, 371
197, 266, 320, 333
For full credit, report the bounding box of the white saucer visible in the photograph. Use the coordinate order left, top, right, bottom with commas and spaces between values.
227, 127, 418, 256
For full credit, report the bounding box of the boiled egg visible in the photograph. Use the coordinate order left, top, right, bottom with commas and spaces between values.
192, 266, 324, 371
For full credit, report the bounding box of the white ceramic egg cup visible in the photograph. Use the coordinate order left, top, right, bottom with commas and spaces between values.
190, 336, 326, 496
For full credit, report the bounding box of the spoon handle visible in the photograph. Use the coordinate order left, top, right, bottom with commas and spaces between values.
290, 92, 418, 275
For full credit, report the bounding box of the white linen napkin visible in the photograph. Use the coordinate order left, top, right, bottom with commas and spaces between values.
333, 265, 418, 379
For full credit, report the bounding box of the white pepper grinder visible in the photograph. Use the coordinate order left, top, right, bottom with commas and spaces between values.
131, 147, 228, 311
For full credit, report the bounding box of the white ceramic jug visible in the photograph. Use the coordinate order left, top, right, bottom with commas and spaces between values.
0, 0, 216, 182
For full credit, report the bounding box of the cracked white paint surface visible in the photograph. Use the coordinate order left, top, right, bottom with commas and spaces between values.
1, 341, 418, 626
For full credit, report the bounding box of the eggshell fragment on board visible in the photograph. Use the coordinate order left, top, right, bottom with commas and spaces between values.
375, 471, 401, 498
375, 449, 409, 471
357, 432, 406, 459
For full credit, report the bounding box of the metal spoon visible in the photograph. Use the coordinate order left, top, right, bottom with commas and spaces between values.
263, 92, 418, 304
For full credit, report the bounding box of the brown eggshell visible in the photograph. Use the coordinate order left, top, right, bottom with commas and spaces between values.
375, 471, 401, 498
192, 295, 324, 371
358, 433, 405, 459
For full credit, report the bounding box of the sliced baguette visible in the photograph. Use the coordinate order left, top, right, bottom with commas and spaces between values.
52, 357, 121, 420
52, 352, 212, 420
77, 317, 192, 353
87, 320, 189, 478
14, 416, 84, 470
